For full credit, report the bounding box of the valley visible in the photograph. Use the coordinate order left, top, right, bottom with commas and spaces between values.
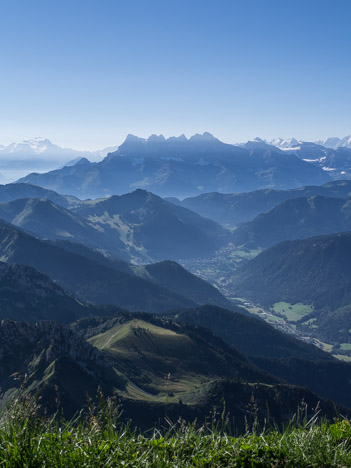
179, 245, 351, 361
178, 244, 261, 297
3, 3, 351, 464
2, 136, 351, 434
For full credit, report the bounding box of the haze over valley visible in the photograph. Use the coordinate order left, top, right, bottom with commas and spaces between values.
1, 129, 351, 427
2, 1, 351, 464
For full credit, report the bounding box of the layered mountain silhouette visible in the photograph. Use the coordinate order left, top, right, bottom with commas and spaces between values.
0, 221, 231, 312
0, 183, 78, 208
168, 305, 351, 406
316, 135, 351, 150
0, 137, 114, 182
2, 144, 351, 425
0, 261, 94, 322
132, 261, 228, 307
0, 189, 229, 262
72, 189, 229, 261
0, 197, 127, 257
231, 232, 351, 349
170, 304, 331, 361
231, 231, 351, 311
170, 179, 351, 226
2, 312, 350, 424
267, 139, 351, 180
267, 135, 351, 150
231, 195, 351, 249
79, 314, 275, 396
74, 313, 351, 412
18, 133, 329, 198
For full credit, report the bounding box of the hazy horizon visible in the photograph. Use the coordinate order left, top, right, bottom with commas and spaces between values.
1, 131, 351, 153
1, 0, 350, 149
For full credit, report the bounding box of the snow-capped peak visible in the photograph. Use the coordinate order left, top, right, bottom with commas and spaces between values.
316, 135, 351, 150
269, 137, 299, 149
0, 137, 56, 155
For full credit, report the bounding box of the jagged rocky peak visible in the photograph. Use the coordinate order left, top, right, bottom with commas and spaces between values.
124, 134, 146, 143
189, 132, 218, 142
123, 132, 218, 145
117, 134, 147, 152
168, 134, 188, 142
147, 134, 166, 142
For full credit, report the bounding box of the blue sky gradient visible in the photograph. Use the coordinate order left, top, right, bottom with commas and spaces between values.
0, 0, 350, 149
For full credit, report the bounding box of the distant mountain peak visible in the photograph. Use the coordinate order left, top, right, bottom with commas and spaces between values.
130, 188, 150, 196
189, 132, 218, 142
315, 135, 351, 150
168, 134, 188, 142
18, 132, 331, 198
122, 132, 218, 145
124, 134, 145, 143
74, 157, 90, 166
268, 135, 351, 151
147, 134, 166, 142
1, 137, 57, 155
269, 137, 300, 149
24, 137, 52, 144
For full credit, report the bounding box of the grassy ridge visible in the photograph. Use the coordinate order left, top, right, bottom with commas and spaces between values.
2, 393, 351, 467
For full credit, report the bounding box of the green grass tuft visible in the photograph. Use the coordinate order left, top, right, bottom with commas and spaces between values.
2, 390, 351, 467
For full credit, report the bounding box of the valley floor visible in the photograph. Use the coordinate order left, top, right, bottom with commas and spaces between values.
179, 246, 351, 361
178, 244, 260, 298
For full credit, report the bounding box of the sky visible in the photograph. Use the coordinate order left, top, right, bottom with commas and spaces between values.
0, 0, 350, 150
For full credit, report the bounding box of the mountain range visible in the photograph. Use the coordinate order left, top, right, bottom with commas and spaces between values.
3, 145, 351, 429
2, 132, 350, 189
0, 182, 79, 208
239, 137, 351, 181
264, 138, 351, 179
1, 190, 351, 428
231, 231, 351, 310
0, 137, 115, 161
317, 136, 351, 149
168, 304, 329, 361
0, 261, 95, 322
0, 219, 231, 312
0, 188, 229, 262
261, 135, 351, 150
170, 304, 351, 408
18, 133, 329, 198
0, 137, 117, 182
2, 308, 351, 426
168, 180, 351, 226
231, 195, 351, 249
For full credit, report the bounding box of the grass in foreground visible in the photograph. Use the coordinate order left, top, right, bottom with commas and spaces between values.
1, 391, 351, 467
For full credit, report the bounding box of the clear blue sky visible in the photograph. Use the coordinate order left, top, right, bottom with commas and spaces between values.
0, 0, 350, 149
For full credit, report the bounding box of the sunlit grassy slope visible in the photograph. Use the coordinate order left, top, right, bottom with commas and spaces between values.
88, 319, 227, 400
86, 317, 272, 403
